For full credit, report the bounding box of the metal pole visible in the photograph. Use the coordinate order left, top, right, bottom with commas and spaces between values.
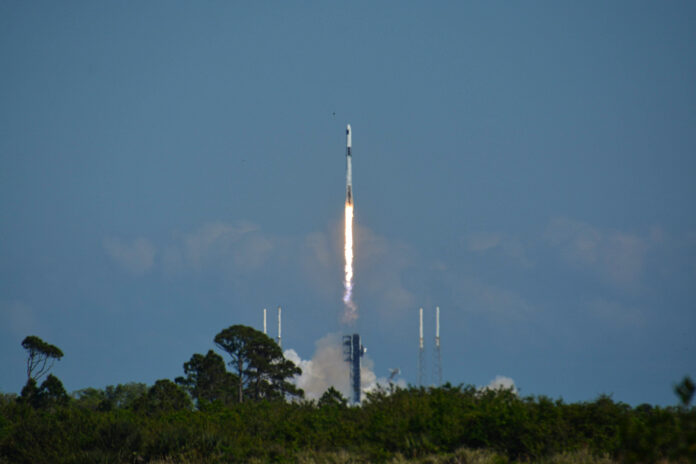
435, 306, 442, 386
418, 307, 424, 387
277, 306, 282, 348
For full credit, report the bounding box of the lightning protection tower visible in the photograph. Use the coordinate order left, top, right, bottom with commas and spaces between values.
343, 333, 365, 404
418, 307, 425, 387
434, 306, 442, 386
277, 306, 282, 348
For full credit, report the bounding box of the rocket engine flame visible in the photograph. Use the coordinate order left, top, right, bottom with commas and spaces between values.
343, 201, 357, 322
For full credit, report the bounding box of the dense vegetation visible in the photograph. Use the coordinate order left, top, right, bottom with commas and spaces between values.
1, 329, 694, 463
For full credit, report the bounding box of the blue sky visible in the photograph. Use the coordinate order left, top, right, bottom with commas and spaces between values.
1, 1, 695, 406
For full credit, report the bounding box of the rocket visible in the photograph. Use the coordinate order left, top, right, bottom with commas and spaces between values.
346, 124, 353, 205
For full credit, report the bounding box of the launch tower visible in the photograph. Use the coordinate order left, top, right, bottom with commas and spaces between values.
343, 333, 365, 404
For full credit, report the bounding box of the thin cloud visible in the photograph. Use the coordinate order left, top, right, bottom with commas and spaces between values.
355, 225, 416, 319
602, 233, 647, 287
545, 217, 647, 289
465, 233, 503, 252
586, 298, 646, 329
109, 222, 275, 278
463, 231, 532, 267
159, 221, 276, 276
103, 219, 418, 323
304, 231, 333, 269
103, 237, 156, 275
300, 231, 341, 300
183, 221, 262, 271
448, 275, 535, 321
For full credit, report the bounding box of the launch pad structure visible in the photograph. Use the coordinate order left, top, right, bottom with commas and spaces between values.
343, 334, 365, 404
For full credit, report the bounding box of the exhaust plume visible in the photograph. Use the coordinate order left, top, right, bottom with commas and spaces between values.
343, 202, 357, 322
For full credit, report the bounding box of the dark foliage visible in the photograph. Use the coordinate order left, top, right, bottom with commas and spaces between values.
135, 379, 192, 415
318, 386, 348, 408
175, 350, 238, 407
21, 335, 63, 382
18, 375, 68, 410
4, 329, 693, 463
214, 324, 303, 402
1, 384, 694, 463
674, 376, 695, 408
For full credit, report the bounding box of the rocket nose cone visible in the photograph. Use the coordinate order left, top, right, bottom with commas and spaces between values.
346, 124, 351, 134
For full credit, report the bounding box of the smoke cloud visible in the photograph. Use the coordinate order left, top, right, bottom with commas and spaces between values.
284, 333, 405, 401
484, 375, 518, 394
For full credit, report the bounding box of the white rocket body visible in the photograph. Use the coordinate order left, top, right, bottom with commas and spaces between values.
346, 124, 353, 205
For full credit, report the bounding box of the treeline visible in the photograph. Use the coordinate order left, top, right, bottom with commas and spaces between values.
1, 384, 695, 463
1, 327, 695, 463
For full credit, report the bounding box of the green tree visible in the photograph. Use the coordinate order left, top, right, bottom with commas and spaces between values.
0, 391, 18, 406
318, 386, 348, 408
37, 374, 69, 408
99, 382, 148, 410
137, 379, 192, 414
247, 341, 303, 401
21, 335, 63, 381
175, 350, 238, 407
674, 376, 695, 408
71, 387, 106, 410
19, 374, 68, 409
19, 378, 39, 406
214, 324, 303, 402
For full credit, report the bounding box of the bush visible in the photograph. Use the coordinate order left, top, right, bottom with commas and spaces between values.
1, 385, 694, 463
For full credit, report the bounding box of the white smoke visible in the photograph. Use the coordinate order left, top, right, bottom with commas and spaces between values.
483, 375, 518, 394
284, 333, 405, 402
284, 333, 350, 400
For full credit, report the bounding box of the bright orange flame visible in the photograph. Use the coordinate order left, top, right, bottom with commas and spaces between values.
343, 202, 357, 322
